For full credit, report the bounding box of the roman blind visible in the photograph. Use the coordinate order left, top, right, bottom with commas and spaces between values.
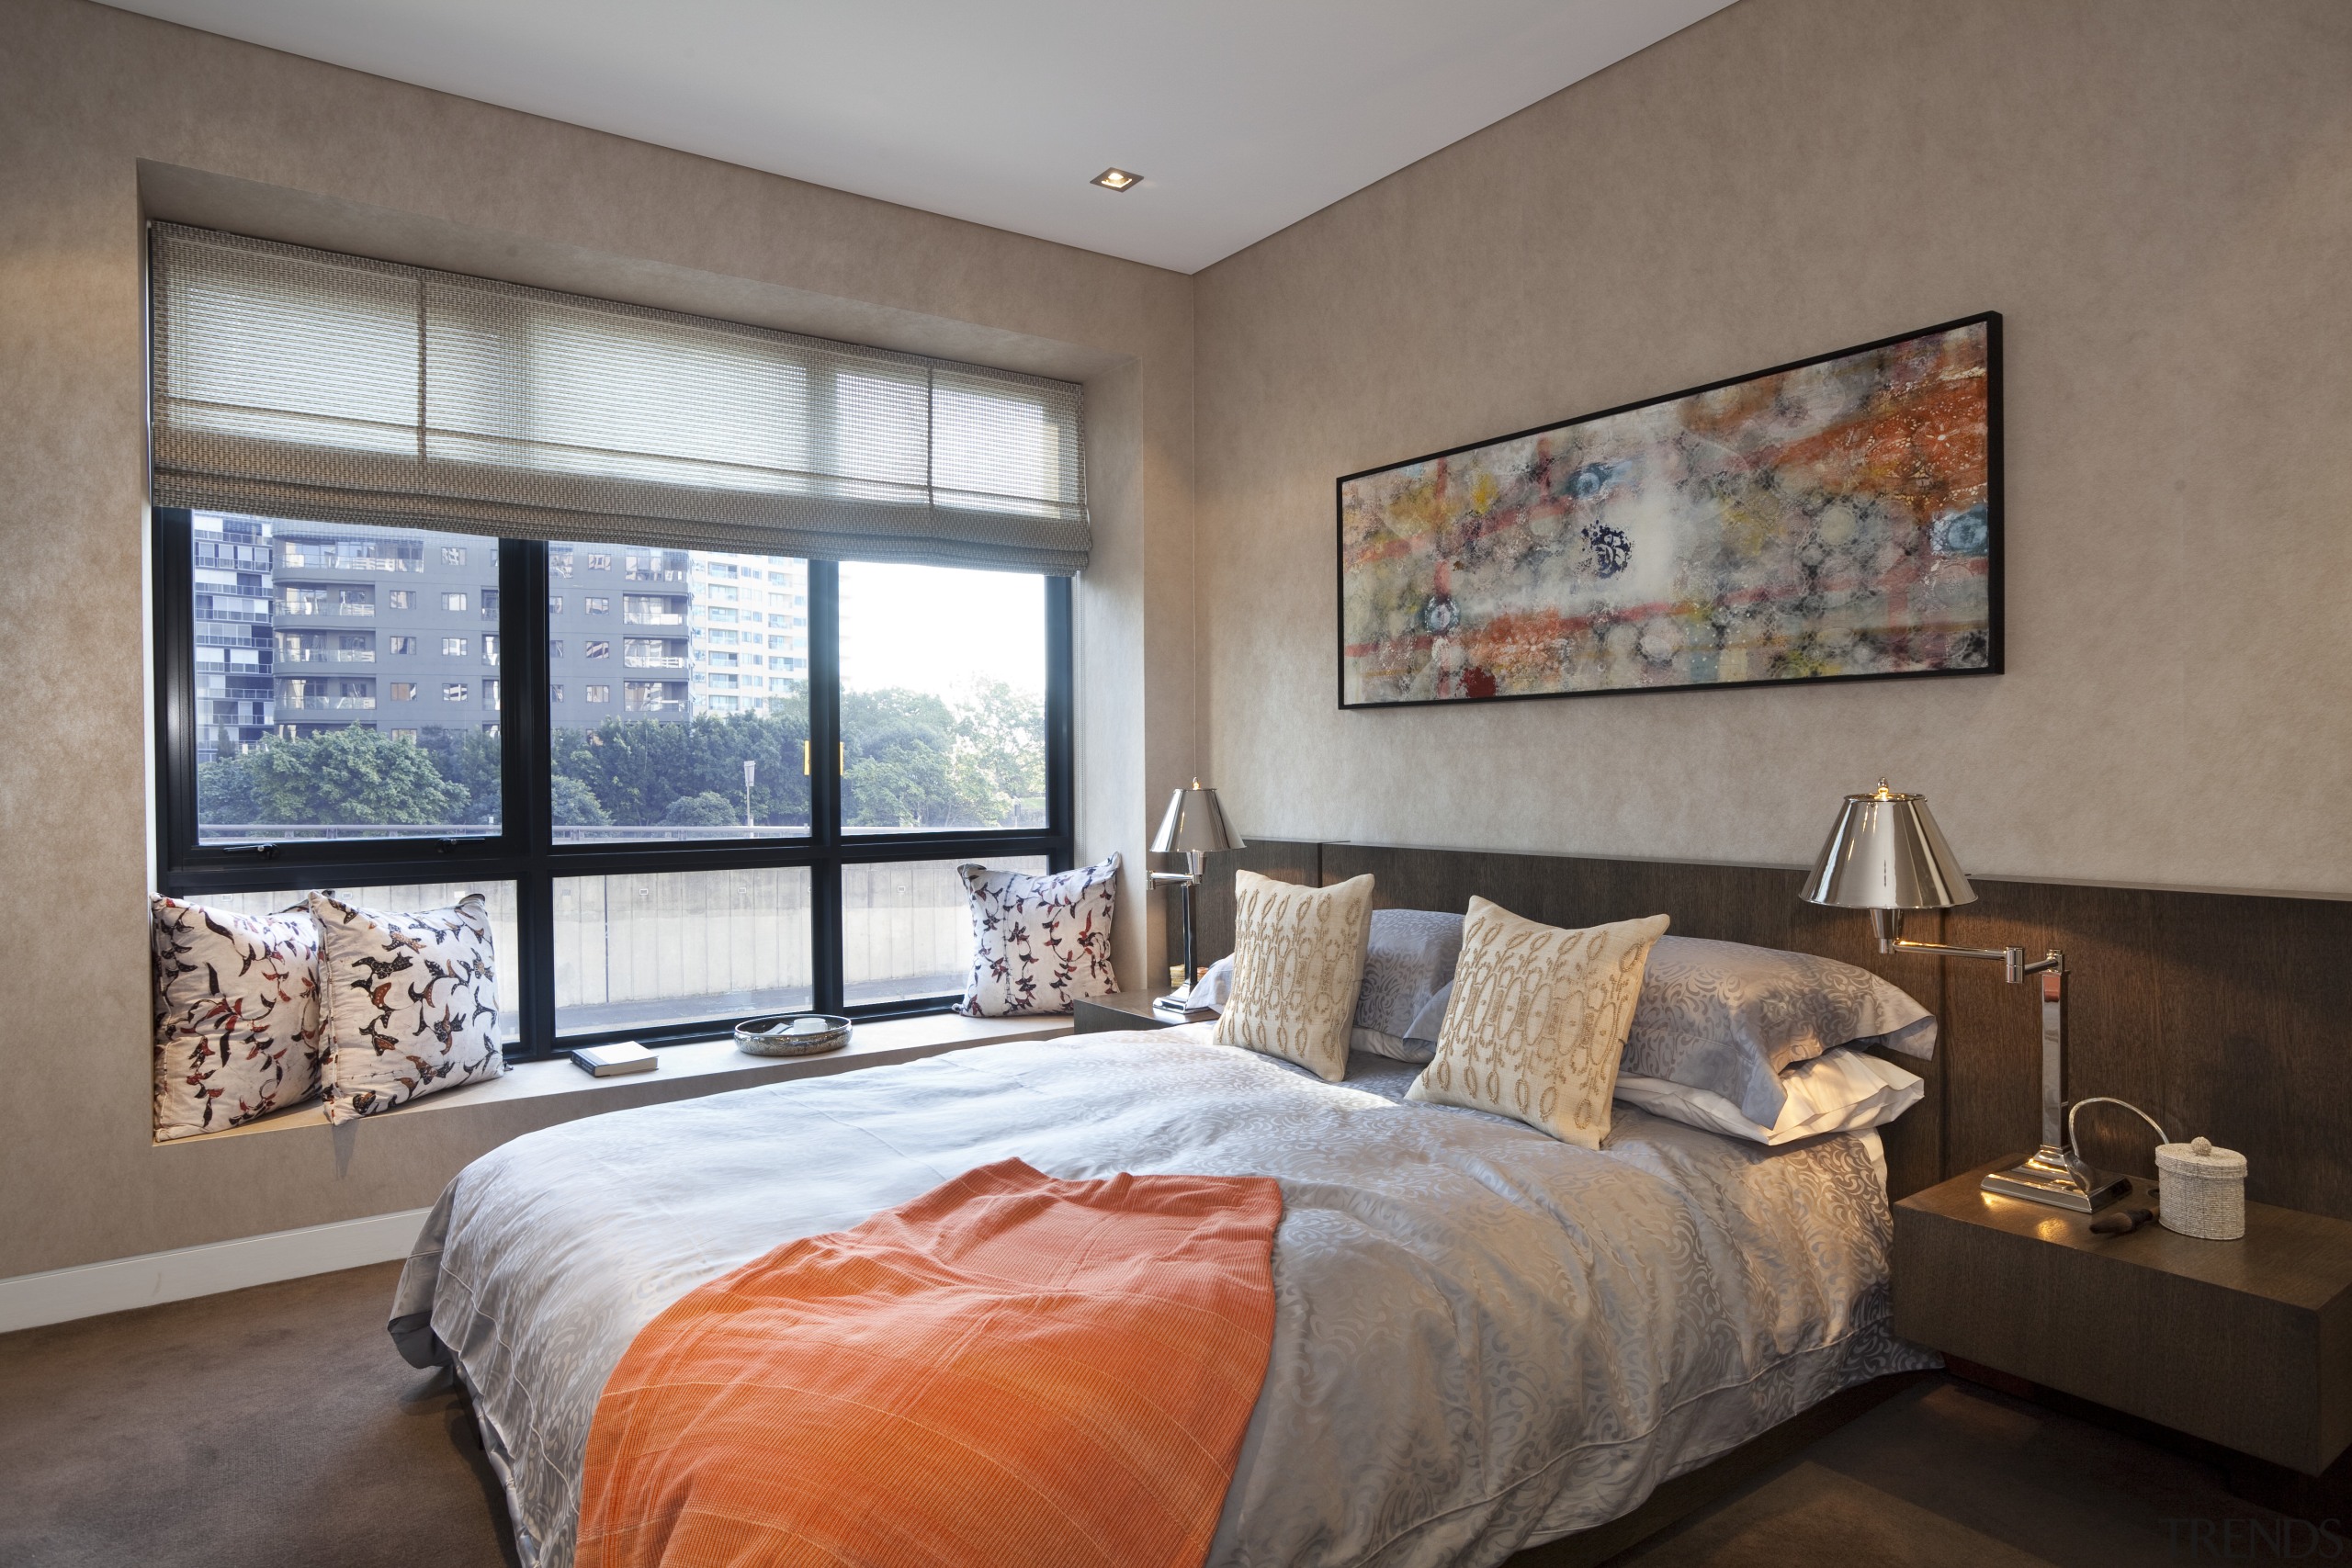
148, 223, 1091, 574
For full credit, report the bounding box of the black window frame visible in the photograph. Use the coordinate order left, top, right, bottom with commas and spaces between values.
154, 509, 1076, 1058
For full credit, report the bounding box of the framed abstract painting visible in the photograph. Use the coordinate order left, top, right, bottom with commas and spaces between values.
1338, 313, 2001, 708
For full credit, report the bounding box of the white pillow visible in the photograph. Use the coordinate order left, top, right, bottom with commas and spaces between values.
1612, 1046, 1924, 1145
1174, 953, 1234, 1011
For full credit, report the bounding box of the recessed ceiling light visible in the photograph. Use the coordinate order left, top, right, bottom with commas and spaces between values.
1090, 168, 1142, 192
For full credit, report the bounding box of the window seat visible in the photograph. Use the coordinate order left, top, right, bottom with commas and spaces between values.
168, 1012, 1076, 1145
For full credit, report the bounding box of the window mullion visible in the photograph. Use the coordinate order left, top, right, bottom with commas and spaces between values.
503, 539, 556, 1057
808, 559, 844, 1012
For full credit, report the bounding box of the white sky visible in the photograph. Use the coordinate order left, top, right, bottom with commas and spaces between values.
838, 561, 1046, 699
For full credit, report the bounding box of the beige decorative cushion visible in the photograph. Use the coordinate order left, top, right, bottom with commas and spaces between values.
1407, 898, 1669, 1146
1212, 872, 1374, 1082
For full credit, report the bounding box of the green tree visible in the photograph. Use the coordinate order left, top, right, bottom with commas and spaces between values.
549, 773, 610, 828
417, 727, 503, 826
236, 728, 468, 825
197, 754, 262, 824
552, 698, 809, 831
662, 791, 741, 827
948, 679, 1046, 828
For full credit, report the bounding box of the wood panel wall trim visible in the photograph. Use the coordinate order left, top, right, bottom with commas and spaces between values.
1166, 840, 2351, 1214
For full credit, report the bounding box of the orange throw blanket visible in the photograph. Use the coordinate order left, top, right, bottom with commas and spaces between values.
576, 1158, 1283, 1568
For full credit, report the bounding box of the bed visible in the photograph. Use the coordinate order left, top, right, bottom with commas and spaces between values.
390, 1026, 1932, 1568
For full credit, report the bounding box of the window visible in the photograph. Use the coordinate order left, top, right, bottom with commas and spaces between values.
388, 590, 413, 610
173, 517, 501, 840
550, 684, 565, 704
840, 562, 1048, 832
441, 592, 469, 613
583, 683, 611, 704
584, 639, 610, 660
585, 553, 612, 571
481, 589, 501, 619
443, 682, 469, 702
483, 636, 501, 665
484, 680, 500, 711
548, 639, 565, 660
549, 549, 574, 579
584, 596, 610, 615
548, 595, 564, 615
442, 546, 467, 567
442, 637, 469, 658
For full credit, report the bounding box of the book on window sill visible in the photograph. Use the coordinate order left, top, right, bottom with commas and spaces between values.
570, 1041, 658, 1077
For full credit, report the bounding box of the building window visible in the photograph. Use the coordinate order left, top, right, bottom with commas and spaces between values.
442, 546, 467, 566
158, 527, 1068, 1055
388, 590, 413, 610
441, 592, 469, 613
548, 595, 564, 615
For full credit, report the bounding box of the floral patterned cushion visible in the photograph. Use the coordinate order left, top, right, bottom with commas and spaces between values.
312, 892, 505, 1122
954, 856, 1121, 1017
151, 897, 324, 1141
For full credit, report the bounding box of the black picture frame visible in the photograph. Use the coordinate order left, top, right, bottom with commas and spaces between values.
1335, 312, 2004, 711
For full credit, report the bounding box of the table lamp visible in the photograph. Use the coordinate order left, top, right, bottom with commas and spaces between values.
1149, 780, 1241, 1013
1803, 780, 2128, 1213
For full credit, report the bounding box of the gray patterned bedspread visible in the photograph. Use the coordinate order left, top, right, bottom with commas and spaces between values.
390, 1028, 1929, 1568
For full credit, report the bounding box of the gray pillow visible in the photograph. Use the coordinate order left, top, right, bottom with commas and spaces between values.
1350, 909, 1464, 1061
1618, 936, 1935, 1127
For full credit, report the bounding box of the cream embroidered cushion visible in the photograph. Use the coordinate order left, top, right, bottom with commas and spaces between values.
1212, 872, 1374, 1082
312, 892, 505, 1122
151, 897, 323, 1140
1407, 898, 1670, 1147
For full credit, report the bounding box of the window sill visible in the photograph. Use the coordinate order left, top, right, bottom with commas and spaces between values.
165, 1012, 1075, 1145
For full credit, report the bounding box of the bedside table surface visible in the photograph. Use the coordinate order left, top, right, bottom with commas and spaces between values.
1071, 989, 1203, 1032
1894, 1159, 2352, 1473
1899, 1160, 2352, 1312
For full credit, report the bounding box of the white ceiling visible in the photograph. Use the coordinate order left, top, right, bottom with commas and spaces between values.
103, 0, 1738, 275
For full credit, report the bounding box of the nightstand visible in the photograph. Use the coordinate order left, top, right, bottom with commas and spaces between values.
1071, 989, 1200, 1033
1894, 1159, 2352, 1473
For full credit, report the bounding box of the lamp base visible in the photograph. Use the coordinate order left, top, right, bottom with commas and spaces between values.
1980, 1145, 2132, 1213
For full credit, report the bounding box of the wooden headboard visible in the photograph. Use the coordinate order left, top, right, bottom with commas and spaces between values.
1164, 840, 2352, 1216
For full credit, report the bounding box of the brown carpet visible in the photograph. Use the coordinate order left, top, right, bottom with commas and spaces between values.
0, 1262, 514, 1568
0, 1262, 2293, 1567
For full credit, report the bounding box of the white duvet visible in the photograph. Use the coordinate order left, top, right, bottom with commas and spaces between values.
390, 1028, 1930, 1568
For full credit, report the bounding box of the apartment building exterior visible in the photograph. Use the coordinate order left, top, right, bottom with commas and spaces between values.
190, 514, 809, 761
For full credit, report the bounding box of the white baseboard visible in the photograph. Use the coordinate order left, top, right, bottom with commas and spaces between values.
0, 1208, 433, 1335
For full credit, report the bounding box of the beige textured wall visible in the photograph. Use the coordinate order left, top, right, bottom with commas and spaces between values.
1193, 0, 2352, 899
0, 0, 1193, 1277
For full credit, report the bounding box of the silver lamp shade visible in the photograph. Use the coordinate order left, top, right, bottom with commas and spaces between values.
1151, 781, 1241, 857
1801, 781, 1975, 911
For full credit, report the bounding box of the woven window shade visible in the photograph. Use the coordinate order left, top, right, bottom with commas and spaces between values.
148, 224, 1091, 574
